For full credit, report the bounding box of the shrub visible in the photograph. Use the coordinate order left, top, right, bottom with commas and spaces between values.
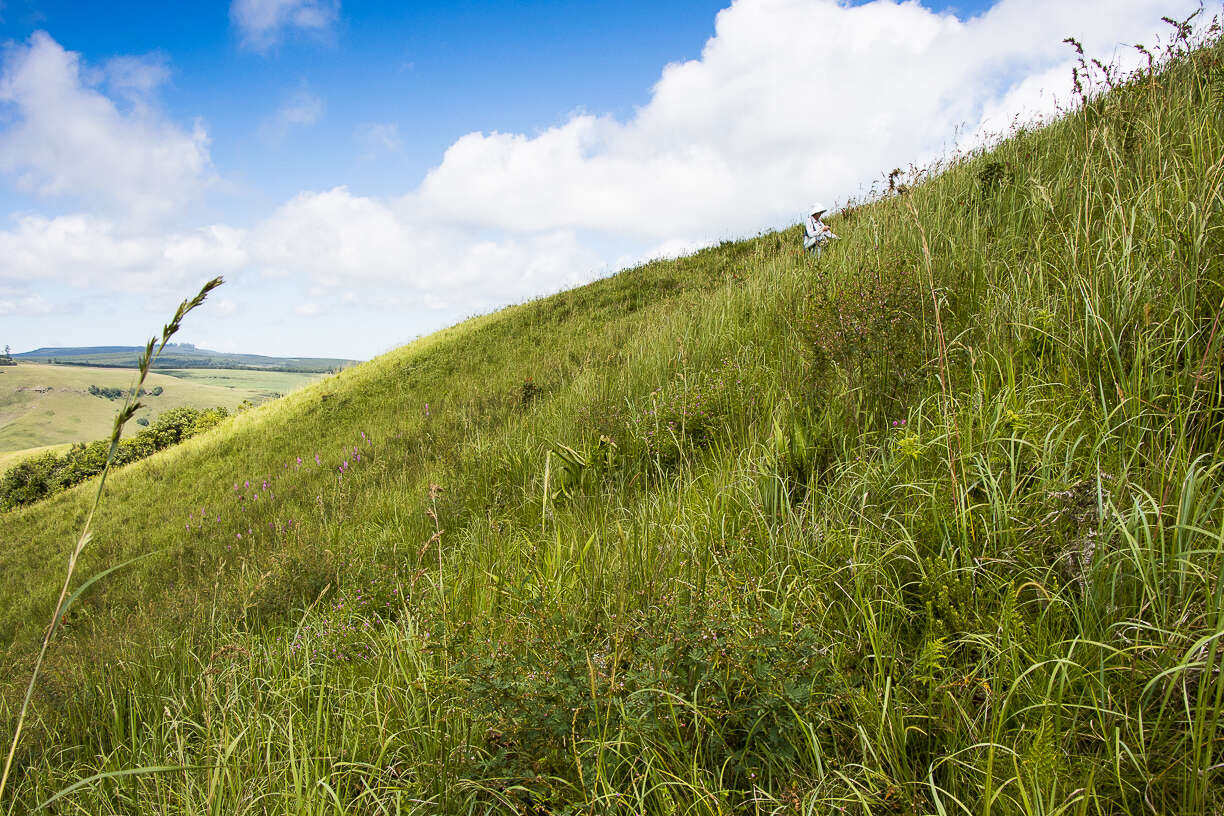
519, 377, 542, 406
88, 385, 157, 400
628, 357, 747, 470
56, 440, 110, 487
453, 606, 843, 798
192, 406, 229, 435
799, 251, 931, 427
0, 453, 59, 511
87, 384, 125, 400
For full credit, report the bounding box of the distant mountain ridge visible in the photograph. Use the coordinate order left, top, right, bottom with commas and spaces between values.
14, 344, 358, 373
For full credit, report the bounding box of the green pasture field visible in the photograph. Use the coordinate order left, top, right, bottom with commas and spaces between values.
0, 364, 321, 461
156, 367, 320, 399
2, 23, 1223, 816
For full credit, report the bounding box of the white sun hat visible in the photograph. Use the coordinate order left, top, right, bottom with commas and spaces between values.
809, 202, 827, 216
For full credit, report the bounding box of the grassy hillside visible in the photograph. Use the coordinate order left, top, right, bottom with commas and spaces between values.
14, 345, 356, 372
0, 364, 321, 459
2, 22, 1223, 815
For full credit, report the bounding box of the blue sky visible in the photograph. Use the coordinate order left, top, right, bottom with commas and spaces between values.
0, 0, 1197, 359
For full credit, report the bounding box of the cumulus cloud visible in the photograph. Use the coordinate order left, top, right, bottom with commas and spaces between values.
0, 290, 55, 317
0, 186, 601, 315
246, 187, 602, 309
0, 32, 211, 222
211, 298, 239, 318
0, 214, 248, 292
230, 0, 340, 51
261, 87, 325, 143
99, 53, 172, 100
412, 0, 1196, 244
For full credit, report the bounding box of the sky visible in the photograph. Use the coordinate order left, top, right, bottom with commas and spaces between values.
0, 0, 1203, 360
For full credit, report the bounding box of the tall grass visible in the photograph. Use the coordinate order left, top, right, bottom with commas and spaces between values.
2, 12, 1224, 814
0, 277, 220, 804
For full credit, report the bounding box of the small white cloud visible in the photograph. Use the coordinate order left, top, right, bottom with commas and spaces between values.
230, 0, 340, 52
101, 53, 172, 100
355, 122, 401, 155
210, 298, 239, 318
0, 292, 55, 316
295, 301, 322, 316
261, 87, 324, 143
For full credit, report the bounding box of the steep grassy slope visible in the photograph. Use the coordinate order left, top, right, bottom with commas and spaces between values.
3, 25, 1224, 815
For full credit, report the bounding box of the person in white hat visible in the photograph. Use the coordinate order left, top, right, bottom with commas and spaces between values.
803, 203, 838, 259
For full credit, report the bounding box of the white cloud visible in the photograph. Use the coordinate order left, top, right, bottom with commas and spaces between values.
261, 87, 324, 143
230, 0, 340, 51
211, 298, 239, 318
241, 0, 1190, 341
0, 290, 55, 316
355, 122, 402, 155
412, 0, 1197, 244
99, 53, 172, 100
0, 185, 601, 315
0, 32, 212, 222
246, 186, 603, 308
0, 213, 247, 293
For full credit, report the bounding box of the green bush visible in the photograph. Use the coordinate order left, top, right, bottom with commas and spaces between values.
628, 357, 748, 469
799, 250, 931, 427
0, 453, 59, 511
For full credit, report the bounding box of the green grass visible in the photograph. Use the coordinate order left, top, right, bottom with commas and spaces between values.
2, 20, 1223, 815
0, 364, 323, 459
157, 368, 321, 399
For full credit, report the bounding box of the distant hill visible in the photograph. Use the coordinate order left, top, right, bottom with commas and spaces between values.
13, 343, 357, 373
